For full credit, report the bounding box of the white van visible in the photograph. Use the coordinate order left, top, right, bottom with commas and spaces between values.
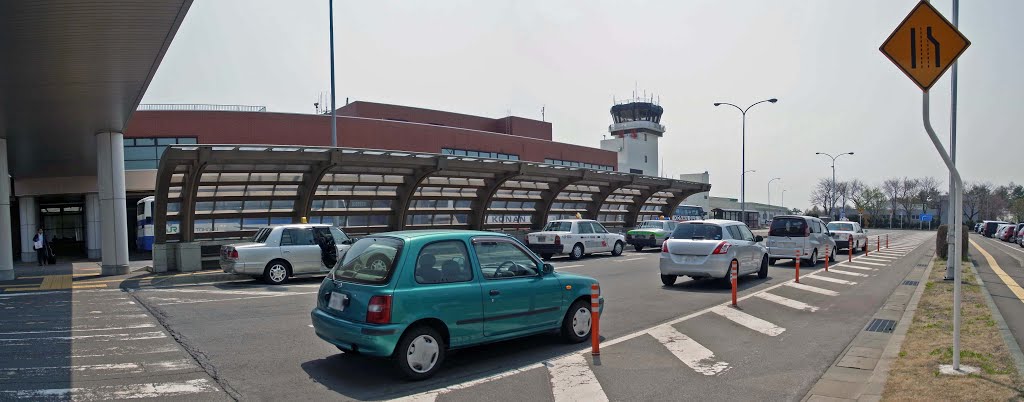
766, 215, 836, 266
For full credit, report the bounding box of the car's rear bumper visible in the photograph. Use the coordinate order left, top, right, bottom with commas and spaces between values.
310, 308, 403, 357
767, 247, 809, 260
626, 237, 661, 247
528, 244, 566, 255
659, 254, 730, 278
221, 260, 259, 274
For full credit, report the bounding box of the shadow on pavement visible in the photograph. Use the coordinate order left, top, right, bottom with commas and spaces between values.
0, 287, 72, 394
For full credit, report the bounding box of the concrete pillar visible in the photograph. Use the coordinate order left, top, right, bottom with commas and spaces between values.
96, 131, 129, 275
85, 193, 101, 259
0, 139, 15, 281
18, 196, 38, 263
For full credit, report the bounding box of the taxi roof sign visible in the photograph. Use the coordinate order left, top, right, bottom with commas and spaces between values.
880, 1, 970, 91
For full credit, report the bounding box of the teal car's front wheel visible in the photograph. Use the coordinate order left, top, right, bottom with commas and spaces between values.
395, 326, 446, 380
561, 299, 592, 343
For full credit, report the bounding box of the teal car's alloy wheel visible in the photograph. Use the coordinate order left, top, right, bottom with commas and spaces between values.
406, 334, 440, 374
571, 306, 591, 337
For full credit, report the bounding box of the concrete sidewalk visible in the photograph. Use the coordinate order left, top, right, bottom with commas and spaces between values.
803, 244, 936, 401
0, 260, 250, 293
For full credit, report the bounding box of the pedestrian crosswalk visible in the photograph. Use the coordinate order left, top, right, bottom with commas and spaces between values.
0, 288, 228, 400
390, 231, 933, 402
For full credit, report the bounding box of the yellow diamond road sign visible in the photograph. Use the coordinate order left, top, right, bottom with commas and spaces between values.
880, 1, 970, 91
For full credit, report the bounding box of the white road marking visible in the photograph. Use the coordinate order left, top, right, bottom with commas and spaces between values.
0, 323, 155, 335
851, 260, 887, 267
805, 275, 857, 285
785, 282, 840, 296
556, 264, 584, 269
863, 255, 898, 260
139, 288, 295, 296
547, 353, 609, 402
841, 265, 876, 271
754, 293, 820, 312
145, 292, 316, 306
711, 306, 786, 336
620, 258, 645, 262
0, 359, 195, 379
648, 325, 730, 376
857, 257, 892, 263
0, 378, 218, 400
0, 331, 167, 343
826, 269, 869, 278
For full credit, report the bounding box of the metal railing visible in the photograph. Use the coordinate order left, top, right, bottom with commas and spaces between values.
138, 104, 267, 112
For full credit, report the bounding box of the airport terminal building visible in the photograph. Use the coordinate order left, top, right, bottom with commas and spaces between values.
12, 102, 621, 262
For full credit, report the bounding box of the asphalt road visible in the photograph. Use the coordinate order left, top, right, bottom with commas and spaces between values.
969, 236, 1024, 354
0, 230, 934, 401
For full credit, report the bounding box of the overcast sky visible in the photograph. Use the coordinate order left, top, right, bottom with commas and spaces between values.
142, 0, 1021, 210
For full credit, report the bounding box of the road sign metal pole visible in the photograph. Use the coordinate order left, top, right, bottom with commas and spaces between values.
945, 0, 959, 280
923, 92, 964, 370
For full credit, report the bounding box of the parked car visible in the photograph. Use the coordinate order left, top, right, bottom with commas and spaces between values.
766, 215, 837, 266
826, 220, 868, 252
525, 219, 625, 260
626, 219, 679, 251
1011, 223, 1024, 243
975, 223, 983, 234
310, 230, 603, 380
997, 224, 1015, 242
221, 224, 353, 285
984, 221, 1010, 238
659, 220, 767, 286
1018, 227, 1024, 247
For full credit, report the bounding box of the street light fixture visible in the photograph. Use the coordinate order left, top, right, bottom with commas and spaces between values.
714, 98, 778, 223
768, 177, 782, 219
815, 152, 855, 220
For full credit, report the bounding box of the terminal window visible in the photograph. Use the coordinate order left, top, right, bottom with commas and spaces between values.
441, 148, 519, 161
124, 137, 198, 170
545, 159, 613, 171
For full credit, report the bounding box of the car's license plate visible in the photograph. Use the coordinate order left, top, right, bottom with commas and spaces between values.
328, 292, 348, 311
537, 236, 546, 242
677, 255, 701, 264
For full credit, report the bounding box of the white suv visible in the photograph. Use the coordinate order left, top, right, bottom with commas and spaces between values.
766, 215, 836, 266
526, 219, 626, 260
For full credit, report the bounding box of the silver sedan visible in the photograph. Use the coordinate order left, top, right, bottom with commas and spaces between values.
221, 224, 352, 285
659, 219, 768, 286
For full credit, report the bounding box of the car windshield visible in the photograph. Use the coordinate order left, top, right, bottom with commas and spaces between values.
671, 223, 723, 240
770, 218, 808, 237
827, 222, 855, 232
543, 221, 572, 232
638, 221, 664, 229
329, 237, 403, 285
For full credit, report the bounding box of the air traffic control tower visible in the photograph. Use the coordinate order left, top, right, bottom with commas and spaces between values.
600, 98, 665, 177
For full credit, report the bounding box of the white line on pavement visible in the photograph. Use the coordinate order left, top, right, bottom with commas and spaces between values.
555, 264, 584, 269
785, 282, 840, 296
648, 325, 730, 376
857, 257, 892, 263
0, 359, 195, 379
145, 292, 317, 306
0, 331, 167, 343
826, 269, 870, 278
851, 260, 887, 266
805, 275, 857, 285
863, 255, 898, 260
841, 265, 876, 271
0, 323, 155, 335
620, 258, 645, 262
0, 378, 218, 400
711, 306, 786, 336
547, 353, 609, 402
754, 293, 820, 312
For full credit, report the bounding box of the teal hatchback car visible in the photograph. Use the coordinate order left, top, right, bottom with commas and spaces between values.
310, 230, 603, 380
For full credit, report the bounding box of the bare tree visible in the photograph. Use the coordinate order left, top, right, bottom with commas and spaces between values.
896, 177, 919, 228
882, 178, 900, 228
915, 177, 941, 227
809, 179, 832, 214
963, 182, 986, 223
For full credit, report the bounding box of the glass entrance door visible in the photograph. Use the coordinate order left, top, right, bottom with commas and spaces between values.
40, 204, 86, 258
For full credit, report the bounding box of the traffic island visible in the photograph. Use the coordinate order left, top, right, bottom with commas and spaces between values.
882, 259, 1024, 400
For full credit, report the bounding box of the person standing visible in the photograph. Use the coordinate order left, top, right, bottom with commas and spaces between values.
33, 228, 48, 266
315, 230, 338, 270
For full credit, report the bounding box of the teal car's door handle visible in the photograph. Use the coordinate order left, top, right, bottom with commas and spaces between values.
489, 290, 500, 296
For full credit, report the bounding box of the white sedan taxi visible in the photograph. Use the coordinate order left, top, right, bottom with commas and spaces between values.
525, 219, 625, 260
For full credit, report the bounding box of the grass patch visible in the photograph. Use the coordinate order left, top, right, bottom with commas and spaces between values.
882, 259, 1024, 400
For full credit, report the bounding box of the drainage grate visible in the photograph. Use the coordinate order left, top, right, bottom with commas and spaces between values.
902, 280, 920, 286
865, 318, 897, 333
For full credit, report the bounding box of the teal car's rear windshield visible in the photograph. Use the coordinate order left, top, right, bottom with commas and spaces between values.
330, 237, 404, 285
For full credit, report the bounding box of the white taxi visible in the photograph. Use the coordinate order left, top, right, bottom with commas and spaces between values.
525, 219, 625, 260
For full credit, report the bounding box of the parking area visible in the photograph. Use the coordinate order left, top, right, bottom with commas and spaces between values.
0, 230, 933, 401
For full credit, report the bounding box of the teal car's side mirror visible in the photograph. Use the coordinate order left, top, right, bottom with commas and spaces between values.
542, 263, 555, 274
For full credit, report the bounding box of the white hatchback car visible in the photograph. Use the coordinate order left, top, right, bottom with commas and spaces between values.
526, 219, 625, 260
659, 220, 767, 286
766, 215, 836, 267
221, 224, 352, 285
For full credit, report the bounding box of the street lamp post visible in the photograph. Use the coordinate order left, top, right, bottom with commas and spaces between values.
768, 177, 781, 221
782, 189, 786, 212
815, 152, 854, 220
714, 99, 778, 223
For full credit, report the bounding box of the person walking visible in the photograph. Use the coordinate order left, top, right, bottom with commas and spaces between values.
33, 228, 48, 266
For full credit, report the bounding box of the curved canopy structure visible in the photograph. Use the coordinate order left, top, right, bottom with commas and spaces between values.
153, 145, 711, 243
